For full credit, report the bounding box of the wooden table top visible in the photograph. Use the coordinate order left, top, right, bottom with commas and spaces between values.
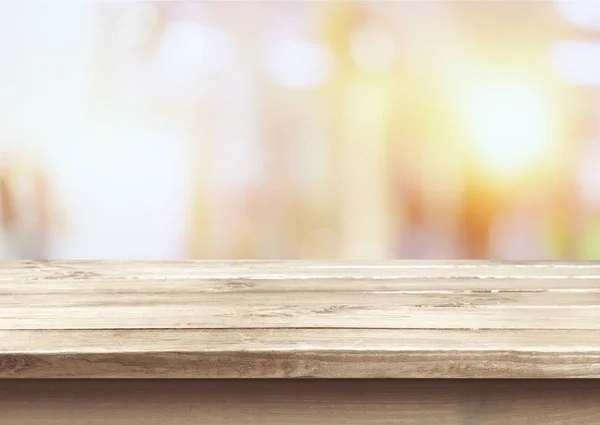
1, 260, 599, 378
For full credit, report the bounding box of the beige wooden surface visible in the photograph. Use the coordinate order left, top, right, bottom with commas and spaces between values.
1, 380, 600, 424
1, 260, 599, 378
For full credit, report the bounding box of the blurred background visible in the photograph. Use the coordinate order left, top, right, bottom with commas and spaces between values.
0, 0, 599, 260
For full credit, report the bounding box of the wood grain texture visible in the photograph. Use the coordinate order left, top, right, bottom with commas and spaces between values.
1, 260, 599, 378
2, 329, 600, 378
1, 380, 600, 424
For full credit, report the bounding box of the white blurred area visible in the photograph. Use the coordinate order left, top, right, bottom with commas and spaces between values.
0, 2, 192, 259
0, 1, 599, 260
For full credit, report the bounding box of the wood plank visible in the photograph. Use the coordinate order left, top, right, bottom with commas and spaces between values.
2, 329, 600, 378
1, 261, 600, 377
2, 304, 600, 330
4, 277, 600, 295
1, 380, 600, 424
0, 292, 600, 329
3, 260, 600, 281
4, 290, 599, 308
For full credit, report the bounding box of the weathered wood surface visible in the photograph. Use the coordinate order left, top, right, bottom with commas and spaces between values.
2, 380, 600, 424
1, 260, 599, 378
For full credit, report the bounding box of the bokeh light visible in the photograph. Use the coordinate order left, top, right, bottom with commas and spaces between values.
461, 77, 555, 175
0, 1, 597, 260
